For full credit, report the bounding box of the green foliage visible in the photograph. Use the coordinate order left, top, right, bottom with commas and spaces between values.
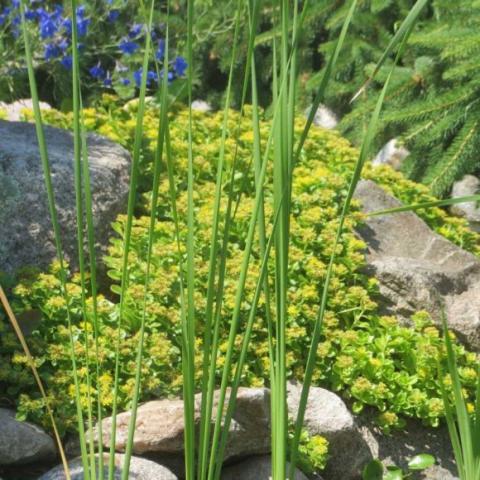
440, 316, 480, 480
2, 101, 480, 436
312, 0, 480, 197
362, 454, 435, 480
2, 262, 180, 434
306, 0, 419, 114
290, 428, 329, 475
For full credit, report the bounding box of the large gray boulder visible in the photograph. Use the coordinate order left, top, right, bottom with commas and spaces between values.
354, 179, 480, 350
450, 174, 480, 232
96, 388, 271, 463
287, 381, 372, 480
221, 455, 310, 480
0, 408, 56, 465
0, 120, 131, 275
38, 454, 178, 480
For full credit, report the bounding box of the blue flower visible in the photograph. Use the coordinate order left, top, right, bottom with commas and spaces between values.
24, 8, 37, 21
61, 55, 72, 69
121, 78, 131, 86
40, 16, 58, 38
76, 5, 86, 18
62, 17, 72, 34
133, 68, 143, 87
107, 9, 120, 22
52, 5, 64, 21
44, 43, 61, 61
0, 14, 6, 26
134, 68, 158, 87
59, 38, 69, 51
12, 0, 20, 9
76, 17, 90, 36
128, 23, 143, 38
147, 70, 158, 83
155, 39, 165, 61
172, 56, 187, 77
119, 38, 139, 55
89, 62, 105, 79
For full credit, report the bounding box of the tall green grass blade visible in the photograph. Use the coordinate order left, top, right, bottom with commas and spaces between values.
198, 1, 273, 478
184, 1, 196, 478
206, 4, 312, 474
440, 314, 480, 479
212, 197, 283, 480
108, 2, 156, 478
121, 3, 170, 478
439, 333, 465, 478
197, 2, 245, 477
367, 194, 480, 217
288, 16, 422, 479
70, 1, 98, 476
442, 315, 472, 478
249, 2, 275, 382
0, 287, 71, 480
205, 41, 304, 473
19, 1, 90, 476
271, 2, 292, 477
79, 82, 104, 480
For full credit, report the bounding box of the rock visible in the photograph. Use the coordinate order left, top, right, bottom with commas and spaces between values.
305, 104, 338, 129
191, 100, 212, 112
97, 388, 270, 462
358, 412, 458, 480
423, 465, 459, 480
221, 455, 310, 480
38, 454, 178, 480
354, 179, 480, 350
0, 99, 51, 121
450, 174, 480, 232
0, 120, 131, 275
372, 139, 409, 170
0, 408, 56, 465
287, 381, 372, 480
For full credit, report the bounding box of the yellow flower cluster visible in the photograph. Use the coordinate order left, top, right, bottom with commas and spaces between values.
3, 96, 480, 436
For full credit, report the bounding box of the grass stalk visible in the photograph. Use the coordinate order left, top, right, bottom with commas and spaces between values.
107, 2, 156, 478
121, 3, 171, 477
19, 1, 91, 476
196, 2, 245, 477
70, 1, 99, 476
440, 315, 480, 480
368, 194, 480, 217
183, 1, 197, 478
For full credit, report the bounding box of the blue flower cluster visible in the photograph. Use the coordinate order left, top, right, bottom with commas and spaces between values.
0, 0, 187, 93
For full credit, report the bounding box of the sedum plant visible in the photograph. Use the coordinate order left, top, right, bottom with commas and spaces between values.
2, 104, 480, 436
5, 0, 474, 479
